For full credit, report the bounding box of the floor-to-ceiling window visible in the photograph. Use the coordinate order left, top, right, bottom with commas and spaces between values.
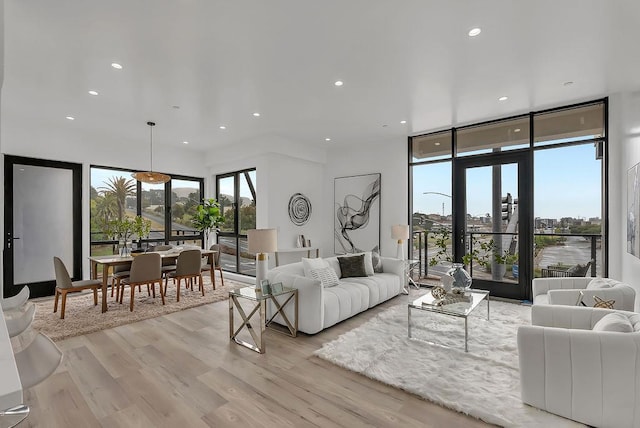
216, 168, 257, 276
409, 99, 607, 300
90, 166, 204, 258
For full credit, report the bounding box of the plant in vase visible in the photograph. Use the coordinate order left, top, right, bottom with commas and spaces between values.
192, 198, 225, 249
132, 215, 152, 253
103, 217, 135, 256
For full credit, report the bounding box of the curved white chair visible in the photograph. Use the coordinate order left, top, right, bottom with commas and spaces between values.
3, 304, 35, 338
0, 287, 30, 312
532, 277, 636, 311
519, 305, 640, 427
13, 332, 62, 390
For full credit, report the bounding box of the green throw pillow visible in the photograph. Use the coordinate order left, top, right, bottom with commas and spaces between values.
337, 254, 367, 278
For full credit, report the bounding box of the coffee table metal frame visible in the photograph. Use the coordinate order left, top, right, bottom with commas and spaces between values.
408, 288, 490, 352
229, 286, 298, 354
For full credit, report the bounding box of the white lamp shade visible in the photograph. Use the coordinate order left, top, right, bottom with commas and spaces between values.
248, 228, 278, 253
391, 224, 410, 240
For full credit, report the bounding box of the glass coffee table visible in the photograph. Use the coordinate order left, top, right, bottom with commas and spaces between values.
408, 288, 490, 352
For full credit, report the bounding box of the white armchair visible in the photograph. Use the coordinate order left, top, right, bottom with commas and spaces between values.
532, 277, 636, 311
518, 305, 640, 428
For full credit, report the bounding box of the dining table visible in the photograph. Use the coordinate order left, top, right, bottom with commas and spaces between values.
89, 249, 217, 313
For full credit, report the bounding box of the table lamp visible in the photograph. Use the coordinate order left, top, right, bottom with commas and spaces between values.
248, 228, 278, 290
391, 224, 410, 260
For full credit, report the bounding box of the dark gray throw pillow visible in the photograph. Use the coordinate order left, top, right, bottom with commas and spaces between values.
338, 254, 367, 278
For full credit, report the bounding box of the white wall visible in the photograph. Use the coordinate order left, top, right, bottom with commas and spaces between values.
322, 137, 408, 258
613, 90, 640, 309
206, 136, 326, 269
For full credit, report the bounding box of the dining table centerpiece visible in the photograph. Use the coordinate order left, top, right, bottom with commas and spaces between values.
103, 217, 135, 256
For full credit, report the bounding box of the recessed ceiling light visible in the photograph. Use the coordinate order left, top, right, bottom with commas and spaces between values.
563, 81, 574, 86
219, 125, 226, 130
253, 112, 261, 117
88, 90, 99, 96
325, 138, 331, 142
111, 63, 123, 69
65, 116, 75, 121
182, 141, 189, 145
468, 28, 482, 37
514, 128, 521, 132
498, 96, 508, 101
334, 80, 344, 87
400, 120, 407, 124
435, 142, 441, 146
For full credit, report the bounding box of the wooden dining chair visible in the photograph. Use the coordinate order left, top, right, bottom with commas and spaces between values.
119, 253, 164, 311
53, 257, 102, 319
164, 250, 204, 302
201, 244, 225, 289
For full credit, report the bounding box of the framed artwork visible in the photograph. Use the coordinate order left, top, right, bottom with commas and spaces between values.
334, 173, 381, 254
628, 163, 640, 257
288, 193, 312, 226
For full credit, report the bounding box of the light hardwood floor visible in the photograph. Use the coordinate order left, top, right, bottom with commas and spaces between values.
22, 294, 491, 427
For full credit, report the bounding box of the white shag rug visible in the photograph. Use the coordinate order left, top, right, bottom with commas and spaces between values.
314, 298, 585, 428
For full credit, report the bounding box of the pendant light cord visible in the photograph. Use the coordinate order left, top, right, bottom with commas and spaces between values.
148, 121, 156, 173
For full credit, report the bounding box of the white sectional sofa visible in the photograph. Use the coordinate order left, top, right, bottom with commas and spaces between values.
266, 255, 404, 334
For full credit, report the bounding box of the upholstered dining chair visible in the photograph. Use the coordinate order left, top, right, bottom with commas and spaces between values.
53, 257, 102, 319
119, 253, 164, 311
150, 244, 179, 277
201, 244, 225, 289
164, 250, 204, 302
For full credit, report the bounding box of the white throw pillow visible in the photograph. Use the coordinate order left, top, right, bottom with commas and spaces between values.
592, 313, 633, 333
302, 257, 328, 278
587, 278, 619, 289
309, 266, 340, 288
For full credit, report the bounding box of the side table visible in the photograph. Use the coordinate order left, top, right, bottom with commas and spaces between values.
402, 259, 421, 295
229, 286, 298, 354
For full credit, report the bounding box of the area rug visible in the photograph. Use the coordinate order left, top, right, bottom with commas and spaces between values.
314, 299, 584, 428
31, 277, 247, 341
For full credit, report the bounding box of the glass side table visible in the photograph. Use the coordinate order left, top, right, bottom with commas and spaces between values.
228, 286, 298, 354
401, 259, 421, 295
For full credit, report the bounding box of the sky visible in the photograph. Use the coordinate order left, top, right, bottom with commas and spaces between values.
413, 143, 602, 219
90, 168, 199, 192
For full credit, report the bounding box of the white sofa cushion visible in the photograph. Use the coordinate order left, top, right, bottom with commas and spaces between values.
587, 278, 619, 289
592, 313, 633, 332
323, 282, 370, 329
342, 273, 400, 307
309, 266, 339, 288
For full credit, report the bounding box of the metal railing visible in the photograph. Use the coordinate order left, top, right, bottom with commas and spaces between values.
412, 230, 601, 282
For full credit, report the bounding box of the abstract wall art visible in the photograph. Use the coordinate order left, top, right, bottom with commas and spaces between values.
288, 192, 312, 226
628, 163, 640, 257
334, 173, 381, 254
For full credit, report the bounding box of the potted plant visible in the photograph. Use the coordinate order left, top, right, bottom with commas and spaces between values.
192, 198, 225, 249
132, 215, 152, 253
103, 217, 135, 256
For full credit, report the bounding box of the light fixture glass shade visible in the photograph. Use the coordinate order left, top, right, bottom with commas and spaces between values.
248, 228, 278, 253
132, 121, 171, 184
391, 224, 410, 240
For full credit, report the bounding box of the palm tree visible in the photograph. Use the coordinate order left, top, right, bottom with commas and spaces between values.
99, 176, 136, 220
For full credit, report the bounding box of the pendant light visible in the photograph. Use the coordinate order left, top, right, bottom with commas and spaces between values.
132, 121, 171, 184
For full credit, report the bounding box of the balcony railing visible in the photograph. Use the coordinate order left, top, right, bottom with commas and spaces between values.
411, 230, 601, 285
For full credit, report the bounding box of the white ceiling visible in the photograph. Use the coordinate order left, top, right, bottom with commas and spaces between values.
3, 0, 640, 153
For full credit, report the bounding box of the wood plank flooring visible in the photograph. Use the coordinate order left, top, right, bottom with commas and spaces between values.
22, 294, 491, 427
